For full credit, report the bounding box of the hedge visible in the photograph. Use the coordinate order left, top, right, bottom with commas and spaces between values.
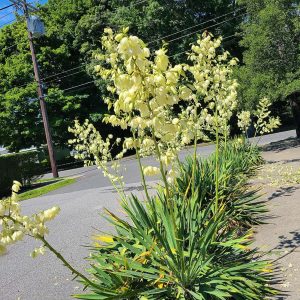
0, 151, 43, 196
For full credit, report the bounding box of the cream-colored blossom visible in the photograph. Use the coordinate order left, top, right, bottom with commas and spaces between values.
31, 246, 46, 258
69, 120, 125, 186
254, 98, 281, 135
0, 183, 60, 257
143, 166, 160, 176
43, 207, 60, 222
12, 181, 22, 193
155, 49, 169, 71
237, 111, 251, 133
70, 28, 279, 204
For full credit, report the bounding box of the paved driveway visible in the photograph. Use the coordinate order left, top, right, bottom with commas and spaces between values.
0, 130, 296, 300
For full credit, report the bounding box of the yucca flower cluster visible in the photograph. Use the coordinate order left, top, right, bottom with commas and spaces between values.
69, 120, 125, 186
71, 29, 280, 192
237, 110, 251, 134
70, 29, 246, 190
254, 97, 281, 135
0, 181, 60, 257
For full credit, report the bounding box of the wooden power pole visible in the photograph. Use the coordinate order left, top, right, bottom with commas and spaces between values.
10, 0, 58, 178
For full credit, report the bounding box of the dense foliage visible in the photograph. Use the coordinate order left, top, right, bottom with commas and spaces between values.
236, 0, 300, 135
0, 0, 105, 151
0, 151, 42, 195
175, 139, 266, 228
0, 0, 244, 151
73, 141, 276, 300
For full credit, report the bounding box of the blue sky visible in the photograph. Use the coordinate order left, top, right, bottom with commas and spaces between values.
0, 0, 47, 27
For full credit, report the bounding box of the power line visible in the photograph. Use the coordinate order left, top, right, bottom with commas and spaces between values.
131, 0, 148, 5
0, 14, 26, 29
2, 4, 245, 93
61, 80, 95, 93
2, 67, 87, 92
0, 18, 17, 28
0, 4, 14, 11
3, 32, 241, 96
0, 10, 15, 20
168, 33, 239, 59
148, 7, 244, 45
3, 26, 241, 93
20, 11, 246, 82
43, 69, 86, 85
49, 34, 240, 94
165, 12, 246, 45
4, 40, 22, 50
41, 64, 86, 81
9, 0, 38, 13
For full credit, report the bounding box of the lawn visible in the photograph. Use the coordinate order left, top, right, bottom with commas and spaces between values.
18, 177, 76, 201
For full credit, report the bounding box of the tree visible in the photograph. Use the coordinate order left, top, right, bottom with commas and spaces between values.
237, 0, 300, 137
105, 0, 242, 60
0, 1, 107, 152
0, 0, 244, 152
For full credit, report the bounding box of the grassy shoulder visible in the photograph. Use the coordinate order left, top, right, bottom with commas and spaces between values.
18, 178, 76, 201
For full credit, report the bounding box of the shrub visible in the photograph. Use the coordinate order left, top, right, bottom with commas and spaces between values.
0, 151, 42, 195
74, 190, 277, 300
174, 139, 266, 228
37, 146, 83, 173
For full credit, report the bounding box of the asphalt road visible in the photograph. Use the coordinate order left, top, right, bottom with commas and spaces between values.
0, 130, 296, 300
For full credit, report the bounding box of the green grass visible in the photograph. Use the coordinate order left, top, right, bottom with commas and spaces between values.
18, 178, 76, 201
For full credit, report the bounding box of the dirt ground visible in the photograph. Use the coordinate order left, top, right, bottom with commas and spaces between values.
254, 137, 300, 299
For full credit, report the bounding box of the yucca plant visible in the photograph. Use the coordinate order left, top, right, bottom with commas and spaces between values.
0, 30, 281, 300
174, 140, 266, 228
75, 190, 277, 300
220, 138, 264, 176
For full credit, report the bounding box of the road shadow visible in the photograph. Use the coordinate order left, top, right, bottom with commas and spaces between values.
276, 230, 300, 250
100, 184, 154, 194
259, 230, 300, 262
268, 186, 300, 201
261, 137, 300, 153
257, 231, 300, 299
266, 158, 300, 165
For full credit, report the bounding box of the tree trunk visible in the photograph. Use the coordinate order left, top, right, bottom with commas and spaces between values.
290, 94, 300, 138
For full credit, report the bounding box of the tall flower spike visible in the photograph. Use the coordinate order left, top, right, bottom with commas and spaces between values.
0, 182, 60, 256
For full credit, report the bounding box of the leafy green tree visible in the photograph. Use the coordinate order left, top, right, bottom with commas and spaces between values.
0, 0, 244, 152
237, 0, 300, 137
0, 1, 106, 152
106, 0, 242, 60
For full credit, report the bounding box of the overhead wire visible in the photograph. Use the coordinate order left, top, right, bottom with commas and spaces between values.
131, 0, 149, 5
61, 80, 95, 93
0, 14, 26, 30
3, 32, 241, 94
0, 18, 17, 27
41, 64, 86, 81
35, 8, 246, 83
0, 10, 15, 20
164, 12, 246, 45
168, 33, 240, 59
2, 3, 245, 94
41, 80, 95, 98
47, 33, 241, 96
42, 69, 86, 85
148, 7, 245, 45
0, 4, 14, 11
0, 1, 39, 29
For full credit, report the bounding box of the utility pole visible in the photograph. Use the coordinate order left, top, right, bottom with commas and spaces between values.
10, 0, 58, 178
